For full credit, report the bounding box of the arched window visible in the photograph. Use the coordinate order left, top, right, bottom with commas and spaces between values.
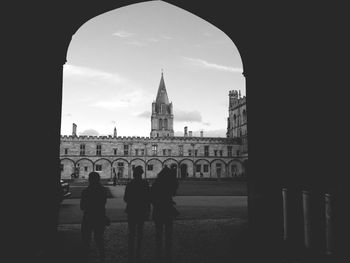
233, 114, 236, 126
243, 109, 247, 123
159, 119, 163, 129
164, 119, 168, 129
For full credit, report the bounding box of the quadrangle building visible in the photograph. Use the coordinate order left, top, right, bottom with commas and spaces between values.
60, 73, 248, 180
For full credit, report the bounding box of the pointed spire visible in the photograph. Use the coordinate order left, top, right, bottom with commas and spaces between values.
113, 127, 117, 138
156, 70, 169, 104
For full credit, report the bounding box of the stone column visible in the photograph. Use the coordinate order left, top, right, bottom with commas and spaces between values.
282, 188, 288, 240
302, 190, 311, 248
325, 193, 334, 256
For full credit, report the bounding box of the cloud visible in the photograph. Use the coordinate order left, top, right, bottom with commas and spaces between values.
136, 111, 151, 118
174, 110, 202, 122
112, 30, 135, 38
63, 64, 123, 83
91, 90, 144, 110
79, 129, 100, 136
127, 40, 147, 47
147, 37, 159, 42
183, 57, 243, 73
162, 35, 173, 40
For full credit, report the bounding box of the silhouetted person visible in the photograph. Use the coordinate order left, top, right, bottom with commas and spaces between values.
80, 172, 108, 263
124, 166, 151, 263
151, 166, 179, 263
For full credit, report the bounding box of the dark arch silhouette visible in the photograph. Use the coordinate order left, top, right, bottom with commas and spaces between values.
130, 158, 146, 165
178, 158, 194, 165
76, 158, 94, 166
194, 158, 210, 165
146, 158, 162, 165
112, 158, 130, 165
162, 158, 179, 166
209, 158, 227, 165
59, 157, 76, 165
93, 158, 112, 165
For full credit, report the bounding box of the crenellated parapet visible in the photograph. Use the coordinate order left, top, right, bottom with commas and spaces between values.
60, 135, 239, 144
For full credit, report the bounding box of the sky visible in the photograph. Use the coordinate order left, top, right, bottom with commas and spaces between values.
61, 1, 245, 137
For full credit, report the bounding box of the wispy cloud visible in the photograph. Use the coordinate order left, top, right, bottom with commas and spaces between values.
183, 57, 243, 73
91, 90, 144, 110
113, 30, 135, 38
174, 110, 202, 122
136, 111, 151, 118
162, 35, 173, 40
147, 37, 159, 42
63, 64, 123, 83
127, 40, 147, 47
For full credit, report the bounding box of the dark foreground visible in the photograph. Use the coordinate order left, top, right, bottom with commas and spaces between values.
52, 218, 249, 263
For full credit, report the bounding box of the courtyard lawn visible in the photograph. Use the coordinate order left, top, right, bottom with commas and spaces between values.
176, 180, 247, 196
68, 186, 114, 199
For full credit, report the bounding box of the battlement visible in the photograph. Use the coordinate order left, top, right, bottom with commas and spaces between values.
60, 135, 237, 144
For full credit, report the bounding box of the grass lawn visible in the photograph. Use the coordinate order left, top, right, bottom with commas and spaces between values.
176, 181, 247, 196
68, 186, 113, 199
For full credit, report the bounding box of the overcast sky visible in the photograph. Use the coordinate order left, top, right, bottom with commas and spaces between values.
61, 1, 245, 137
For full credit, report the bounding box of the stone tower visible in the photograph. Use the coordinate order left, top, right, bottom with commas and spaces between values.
150, 72, 174, 137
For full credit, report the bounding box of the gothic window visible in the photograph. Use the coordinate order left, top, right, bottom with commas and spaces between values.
135, 149, 139, 156
141, 149, 145, 156
124, 145, 129, 156
219, 150, 223, 157
227, 146, 232, 157
203, 164, 209, 173
179, 145, 183, 156
64, 148, 68, 155
195, 149, 198, 156
164, 118, 168, 129
80, 144, 85, 156
95, 164, 102, 171
159, 119, 163, 129
243, 109, 247, 123
118, 162, 124, 167
168, 149, 172, 156
152, 145, 158, 156
233, 114, 236, 126
96, 144, 102, 156
147, 164, 153, 171
204, 146, 209, 157
161, 104, 166, 114
84, 166, 88, 172
60, 164, 64, 171
113, 148, 117, 155
163, 149, 166, 156
214, 150, 217, 156
188, 150, 192, 156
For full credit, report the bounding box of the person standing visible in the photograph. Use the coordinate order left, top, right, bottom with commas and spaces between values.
124, 166, 151, 263
80, 172, 108, 263
151, 166, 179, 263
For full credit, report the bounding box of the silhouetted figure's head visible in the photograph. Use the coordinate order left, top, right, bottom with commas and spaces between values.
133, 165, 144, 180
88, 171, 100, 185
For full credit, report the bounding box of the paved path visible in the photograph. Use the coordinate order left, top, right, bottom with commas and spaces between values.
59, 186, 247, 224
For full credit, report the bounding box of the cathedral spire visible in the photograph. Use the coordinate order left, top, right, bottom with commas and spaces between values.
156, 70, 169, 104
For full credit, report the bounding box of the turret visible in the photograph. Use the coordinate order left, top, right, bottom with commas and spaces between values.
72, 123, 77, 137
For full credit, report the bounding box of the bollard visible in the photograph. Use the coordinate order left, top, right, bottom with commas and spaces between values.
325, 193, 334, 256
302, 190, 311, 249
282, 188, 288, 240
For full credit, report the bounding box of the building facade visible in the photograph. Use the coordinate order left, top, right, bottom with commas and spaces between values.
226, 90, 247, 155
60, 74, 247, 180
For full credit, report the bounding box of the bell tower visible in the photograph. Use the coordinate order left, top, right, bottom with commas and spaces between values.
150, 71, 174, 137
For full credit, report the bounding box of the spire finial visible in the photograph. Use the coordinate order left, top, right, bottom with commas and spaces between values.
161, 68, 164, 75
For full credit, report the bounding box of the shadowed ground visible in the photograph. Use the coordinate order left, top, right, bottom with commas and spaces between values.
56, 218, 249, 263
